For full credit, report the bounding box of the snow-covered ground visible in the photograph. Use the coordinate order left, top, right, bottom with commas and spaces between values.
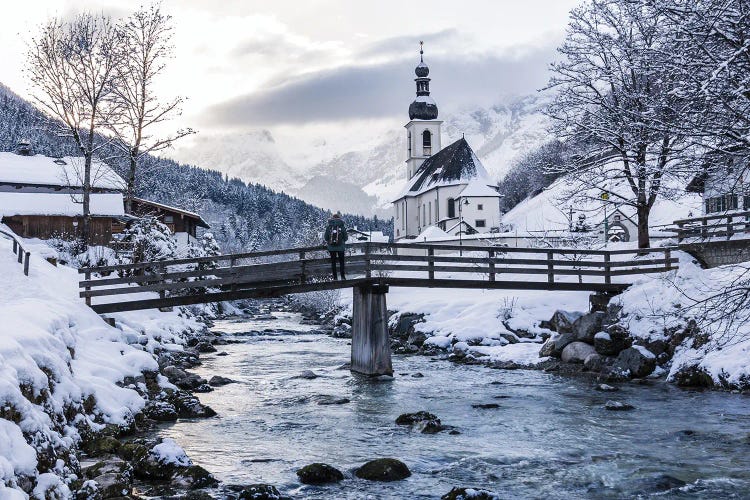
0, 232, 202, 497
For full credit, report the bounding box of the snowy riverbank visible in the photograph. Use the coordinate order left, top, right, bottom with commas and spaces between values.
0, 235, 210, 498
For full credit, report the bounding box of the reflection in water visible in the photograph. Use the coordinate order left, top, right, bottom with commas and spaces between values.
161, 312, 750, 499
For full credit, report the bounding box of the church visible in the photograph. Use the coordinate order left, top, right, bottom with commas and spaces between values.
392, 45, 502, 241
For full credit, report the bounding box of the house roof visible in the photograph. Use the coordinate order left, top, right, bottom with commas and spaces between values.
131, 197, 210, 228
0, 192, 125, 217
0, 152, 125, 191
397, 138, 494, 199
458, 178, 501, 198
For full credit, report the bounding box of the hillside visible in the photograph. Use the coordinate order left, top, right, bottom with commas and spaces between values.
0, 83, 391, 252
173, 94, 554, 217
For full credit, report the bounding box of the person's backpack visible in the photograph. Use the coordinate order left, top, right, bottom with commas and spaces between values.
328, 225, 342, 246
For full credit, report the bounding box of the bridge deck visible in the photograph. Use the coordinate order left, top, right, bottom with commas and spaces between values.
78, 242, 678, 314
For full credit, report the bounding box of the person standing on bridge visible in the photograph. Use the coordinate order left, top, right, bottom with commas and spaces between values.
324, 212, 348, 280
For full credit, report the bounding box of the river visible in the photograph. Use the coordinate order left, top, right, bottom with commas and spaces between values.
160, 312, 750, 499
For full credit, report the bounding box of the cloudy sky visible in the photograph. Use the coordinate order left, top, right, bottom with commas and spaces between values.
0, 0, 579, 160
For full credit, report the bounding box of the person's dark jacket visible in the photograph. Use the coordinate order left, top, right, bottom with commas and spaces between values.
324, 218, 348, 252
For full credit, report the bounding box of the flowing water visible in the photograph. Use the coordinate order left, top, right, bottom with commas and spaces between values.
161, 312, 750, 499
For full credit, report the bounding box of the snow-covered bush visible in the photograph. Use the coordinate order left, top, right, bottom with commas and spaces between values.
119, 216, 177, 271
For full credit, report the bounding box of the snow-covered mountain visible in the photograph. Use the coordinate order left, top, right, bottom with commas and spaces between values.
173, 94, 553, 216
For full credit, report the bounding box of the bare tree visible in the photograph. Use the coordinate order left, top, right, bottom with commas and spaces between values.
26, 14, 121, 248
112, 4, 194, 213
546, 0, 695, 248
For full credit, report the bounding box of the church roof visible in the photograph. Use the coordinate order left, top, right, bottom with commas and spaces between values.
399, 138, 494, 197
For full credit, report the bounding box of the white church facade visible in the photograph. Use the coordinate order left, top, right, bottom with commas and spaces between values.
392, 45, 501, 241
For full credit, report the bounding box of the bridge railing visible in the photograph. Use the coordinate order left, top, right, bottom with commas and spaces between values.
674, 210, 750, 242
78, 243, 678, 311
1, 228, 31, 276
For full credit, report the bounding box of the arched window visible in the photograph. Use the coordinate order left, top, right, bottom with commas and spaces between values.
422, 130, 432, 156
407, 131, 412, 156
447, 198, 456, 219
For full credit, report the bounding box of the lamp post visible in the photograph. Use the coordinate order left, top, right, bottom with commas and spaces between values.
458, 198, 470, 256
600, 191, 610, 247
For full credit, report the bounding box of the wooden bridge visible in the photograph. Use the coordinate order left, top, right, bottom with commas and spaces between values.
79, 242, 677, 376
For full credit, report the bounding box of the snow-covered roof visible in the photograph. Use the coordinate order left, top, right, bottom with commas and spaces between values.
0, 152, 125, 190
132, 197, 209, 228
458, 179, 501, 198
396, 138, 494, 200
406, 225, 450, 242
0, 192, 125, 217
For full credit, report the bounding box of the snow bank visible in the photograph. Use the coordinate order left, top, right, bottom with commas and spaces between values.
615, 253, 750, 388
0, 230, 202, 495
151, 438, 191, 467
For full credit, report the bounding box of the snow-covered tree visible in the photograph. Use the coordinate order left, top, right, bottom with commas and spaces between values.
111, 4, 194, 212
546, 0, 695, 248
26, 13, 121, 248
120, 216, 177, 271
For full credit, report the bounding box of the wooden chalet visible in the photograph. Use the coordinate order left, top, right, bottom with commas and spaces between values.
0, 142, 130, 245
129, 197, 210, 245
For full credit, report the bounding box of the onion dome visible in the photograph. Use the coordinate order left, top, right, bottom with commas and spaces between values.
409, 41, 438, 120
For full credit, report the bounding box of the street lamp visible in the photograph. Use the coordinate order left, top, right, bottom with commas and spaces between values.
458, 198, 470, 256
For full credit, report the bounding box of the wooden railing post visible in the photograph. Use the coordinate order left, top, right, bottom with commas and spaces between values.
677, 221, 684, 243
158, 264, 166, 300
427, 247, 435, 280
365, 243, 372, 279
488, 249, 495, 282
603, 252, 611, 284
701, 218, 708, 239
17, 245, 23, 263
664, 248, 672, 271
85, 271, 92, 306
547, 251, 554, 284
23, 252, 30, 276
299, 250, 306, 284
12, 240, 17, 254
727, 215, 733, 240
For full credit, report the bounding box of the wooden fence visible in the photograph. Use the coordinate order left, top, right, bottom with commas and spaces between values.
674, 210, 750, 242
78, 242, 678, 313
0, 228, 31, 276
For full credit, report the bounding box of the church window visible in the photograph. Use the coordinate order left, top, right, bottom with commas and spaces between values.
447, 198, 456, 218
422, 204, 426, 224
428, 201, 432, 224
475, 220, 486, 228
477, 204, 483, 211
407, 131, 412, 156
422, 130, 432, 156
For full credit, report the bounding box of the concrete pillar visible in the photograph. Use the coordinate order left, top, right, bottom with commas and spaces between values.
351, 283, 393, 376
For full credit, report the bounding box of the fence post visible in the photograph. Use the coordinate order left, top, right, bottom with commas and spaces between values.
701, 218, 708, 239
488, 249, 495, 282
365, 243, 372, 279
17, 245, 23, 263
727, 215, 733, 240
603, 252, 611, 284
428, 247, 435, 280
12, 240, 17, 254
299, 250, 306, 284
676, 221, 684, 243
23, 252, 30, 276
664, 248, 672, 271
85, 271, 92, 306
158, 264, 166, 300
547, 251, 554, 284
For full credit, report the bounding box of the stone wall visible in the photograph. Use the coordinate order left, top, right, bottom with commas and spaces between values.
681, 239, 750, 268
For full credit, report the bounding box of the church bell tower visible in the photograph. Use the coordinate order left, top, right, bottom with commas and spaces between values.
405, 42, 442, 180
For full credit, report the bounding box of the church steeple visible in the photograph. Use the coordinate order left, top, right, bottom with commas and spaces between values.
409, 41, 439, 120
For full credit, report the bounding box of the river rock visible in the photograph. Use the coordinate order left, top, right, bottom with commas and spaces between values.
407, 329, 429, 347
92, 472, 132, 498
411, 372, 424, 378
670, 364, 714, 388
594, 325, 632, 356
317, 396, 350, 405
561, 342, 597, 364
237, 484, 284, 499
583, 353, 606, 372
539, 332, 577, 358
354, 458, 411, 481
83, 458, 131, 480
442, 487, 501, 500
209, 375, 236, 387
163, 365, 188, 382
176, 373, 210, 391
395, 411, 443, 434
173, 465, 219, 489
170, 390, 217, 418
549, 310, 583, 334
612, 346, 656, 378
630, 474, 686, 494
605, 400, 635, 411
297, 370, 319, 380
296, 463, 344, 484
143, 400, 178, 422
572, 311, 605, 343
472, 403, 500, 409
595, 383, 619, 392
82, 435, 121, 457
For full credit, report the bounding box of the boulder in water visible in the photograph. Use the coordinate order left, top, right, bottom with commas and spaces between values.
396, 411, 443, 434
354, 458, 411, 481
612, 346, 656, 378
605, 400, 635, 411
238, 484, 284, 499
572, 311, 605, 343
472, 403, 500, 409
296, 463, 344, 484
174, 465, 219, 489
442, 487, 501, 500
594, 325, 632, 356
595, 383, 619, 392
561, 341, 596, 364
296, 370, 319, 380
549, 310, 583, 333
209, 375, 236, 387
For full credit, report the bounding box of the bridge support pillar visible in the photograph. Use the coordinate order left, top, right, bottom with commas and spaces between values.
351, 283, 392, 376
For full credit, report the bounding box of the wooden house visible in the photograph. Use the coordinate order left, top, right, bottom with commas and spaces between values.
0, 143, 129, 245
129, 197, 210, 246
